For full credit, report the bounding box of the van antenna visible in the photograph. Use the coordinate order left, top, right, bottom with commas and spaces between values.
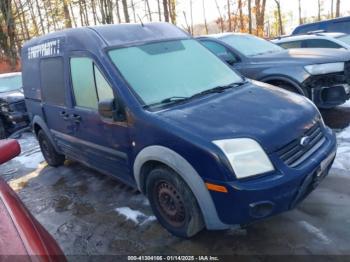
137, 14, 144, 27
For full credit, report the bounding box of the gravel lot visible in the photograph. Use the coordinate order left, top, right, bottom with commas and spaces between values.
0, 104, 350, 259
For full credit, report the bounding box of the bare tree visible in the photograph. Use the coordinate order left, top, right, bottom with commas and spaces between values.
318, 0, 321, 21
298, 0, 302, 24
157, 0, 162, 21
331, 0, 334, 18
163, 0, 169, 22
238, 0, 244, 32
190, 0, 193, 33
121, 0, 130, 22
115, 0, 121, 23
169, 0, 176, 24
145, 0, 152, 21
248, 0, 252, 33
255, 0, 267, 36
202, 0, 208, 34
274, 0, 283, 35
214, 0, 224, 33
336, 0, 341, 17
63, 0, 72, 28
227, 0, 232, 32
182, 11, 191, 34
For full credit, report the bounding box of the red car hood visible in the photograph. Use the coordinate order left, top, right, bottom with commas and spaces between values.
0, 178, 66, 261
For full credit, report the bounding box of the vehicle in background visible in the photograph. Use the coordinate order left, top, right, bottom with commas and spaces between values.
22, 23, 337, 238
0, 72, 29, 139
292, 16, 350, 35
0, 139, 66, 260
272, 32, 350, 50
198, 33, 350, 108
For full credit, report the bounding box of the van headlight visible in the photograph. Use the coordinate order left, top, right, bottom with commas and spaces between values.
304, 62, 344, 75
213, 138, 274, 179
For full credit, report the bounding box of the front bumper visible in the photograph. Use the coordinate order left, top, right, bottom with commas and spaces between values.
3, 112, 29, 133
207, 128, 337, 225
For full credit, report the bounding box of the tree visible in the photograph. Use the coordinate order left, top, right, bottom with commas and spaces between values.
318, 0, 322, 21
157, 0, 162, 21
214, 0, 224, 33
298, 0, 302, 24
331, 0, 334, 18
248, 0, 252, 33
0, 0, 18, 68
255, 0, 267, 36
121, 0, 130, 22
238, 0, 244, 32
227, 0, 232, 32
63, 0, 72, 28
274, 0, 283, 35
336, 0, 340, 17
163, 0, 169, 22
169, 0, 176, 24
202, 0, 208, 34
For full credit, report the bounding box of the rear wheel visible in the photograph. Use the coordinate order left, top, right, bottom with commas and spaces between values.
37, 130, 65, 167
146, 166, 204, 238
0, 119, 6, 139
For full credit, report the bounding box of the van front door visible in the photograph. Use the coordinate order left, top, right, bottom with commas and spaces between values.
68, 56, 132, 186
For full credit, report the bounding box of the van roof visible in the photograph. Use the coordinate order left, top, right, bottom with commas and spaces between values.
23, 22, 189, 50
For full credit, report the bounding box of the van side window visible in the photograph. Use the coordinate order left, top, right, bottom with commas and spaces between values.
94, 64, 114, 101
304, 39, 342, 48
40, 57, 65, 106
70, 57, 114, 109
279, 41, 302, 49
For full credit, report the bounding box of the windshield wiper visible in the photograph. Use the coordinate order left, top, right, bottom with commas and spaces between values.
190, 82, 246, 99
143, 96, 190, 109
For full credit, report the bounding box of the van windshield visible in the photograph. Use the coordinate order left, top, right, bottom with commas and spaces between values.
108, 39, 243, 106
0, 74, 22, 93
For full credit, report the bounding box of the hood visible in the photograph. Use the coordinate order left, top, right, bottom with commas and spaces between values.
250, 48, 350, 65
157, 81, 320, 153
0, 90, 24, 104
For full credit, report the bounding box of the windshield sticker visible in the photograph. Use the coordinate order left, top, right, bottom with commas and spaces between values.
28, 39, 61, 59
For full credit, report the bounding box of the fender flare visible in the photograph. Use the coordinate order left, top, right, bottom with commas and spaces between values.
259, 75, 306, 96
32, 115, 60, 152
133, 145, 230, 230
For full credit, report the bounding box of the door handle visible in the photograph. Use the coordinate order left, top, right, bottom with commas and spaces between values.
71, 114, 81, 123
60, 111, 70, 120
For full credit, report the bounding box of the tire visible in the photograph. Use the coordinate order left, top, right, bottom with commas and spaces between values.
37, 130, 65, 167
0, 119, 6, 139
276, 82, 309, 98
146, 166, 204, 238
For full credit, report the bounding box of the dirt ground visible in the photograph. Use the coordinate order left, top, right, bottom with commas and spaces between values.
1, 105, 350, 259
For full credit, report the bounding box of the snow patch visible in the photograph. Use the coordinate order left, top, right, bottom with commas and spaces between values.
299, 221, 330, 243
15, 150, 44, 169
333, 126, 350, 171
115, 207, 156, 225
340, 99, 350, 108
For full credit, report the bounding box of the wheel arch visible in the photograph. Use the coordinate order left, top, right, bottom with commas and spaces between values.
260, 75, 307, 96
32, 115, 60, 152
133, 145, 230, 230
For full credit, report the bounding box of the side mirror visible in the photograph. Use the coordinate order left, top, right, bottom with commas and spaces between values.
0, 139, 21, 165
98, 98, 119, 121
218, 53, 237, 65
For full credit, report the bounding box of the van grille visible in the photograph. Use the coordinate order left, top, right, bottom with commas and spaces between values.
276, 123, 325, 168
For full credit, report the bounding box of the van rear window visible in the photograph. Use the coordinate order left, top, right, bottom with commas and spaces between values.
40, 57, 65, 106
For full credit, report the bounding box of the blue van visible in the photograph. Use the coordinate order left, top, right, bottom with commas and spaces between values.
22, 23, 337, 238
292, 16, 350, 35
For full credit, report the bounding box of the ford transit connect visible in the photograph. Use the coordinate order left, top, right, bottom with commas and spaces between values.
21, 23, 337, 238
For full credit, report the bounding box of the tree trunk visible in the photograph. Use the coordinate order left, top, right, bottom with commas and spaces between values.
91, 0, 98, 25
227, 0, 232, 32
214, 0, 224, 33
130, 0, 136, 22
63, 0, 72, 28
202, 0, 208, 34
145, 0, 152, 22
34, 0, 45, 34
121, 0, 130, 22
169, 0, 176, 24
336, 0, 340, 17
157, 0, 162, 21
248, 0, 252, 34
27, 0, 39, 35
14, 0, 30, 40
318, 0, 321, 21
255, 0, 267, 36
69, 2, 77, 27
274, 0, 283, 35
163, 0, 169, 22
238, 0, 244, 32
298, 0, 302, 24
190, 0, 193, 33
331, 0, 334, 18
115, 0, 121, 23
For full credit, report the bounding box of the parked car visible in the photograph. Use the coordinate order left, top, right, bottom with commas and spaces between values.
198, 33, 350, 108
292, 16, 350, 35
22, 23, 337, 238
272, 32, 350, 50
0, 72, 29, 139
0, 139, 66, 260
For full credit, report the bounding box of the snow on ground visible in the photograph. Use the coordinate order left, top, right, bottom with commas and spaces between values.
15, 133, 44, 169
333, 126, 350, 171
298, 221, 331, 244
115, 207, 156, 225
340, 100, 350, 108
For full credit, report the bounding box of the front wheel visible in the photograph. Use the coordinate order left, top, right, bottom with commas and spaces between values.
37, 130, 65, 167
146, 166, 204, 238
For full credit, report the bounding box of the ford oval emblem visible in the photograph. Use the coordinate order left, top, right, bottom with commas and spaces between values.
300, 136, 311, 147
